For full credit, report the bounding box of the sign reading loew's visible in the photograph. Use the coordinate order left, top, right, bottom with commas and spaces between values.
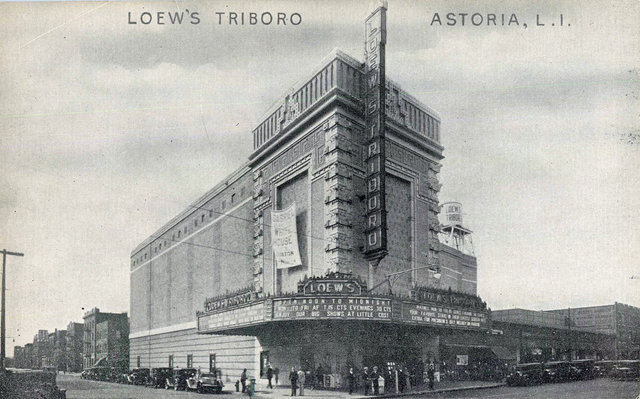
298, 272, 367, 295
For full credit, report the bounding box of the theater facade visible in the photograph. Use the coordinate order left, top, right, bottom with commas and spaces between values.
129, 5, 488, 388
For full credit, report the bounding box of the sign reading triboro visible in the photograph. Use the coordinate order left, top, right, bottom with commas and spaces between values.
271, 203, 302, 269
363, 3, 388, 259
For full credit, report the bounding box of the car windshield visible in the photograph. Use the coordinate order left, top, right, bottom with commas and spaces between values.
201, 373, 216, 378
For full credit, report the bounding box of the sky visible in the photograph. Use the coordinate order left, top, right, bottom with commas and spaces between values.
0, 0, 638, 355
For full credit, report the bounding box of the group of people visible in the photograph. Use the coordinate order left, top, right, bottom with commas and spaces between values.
241, 361, 437, 397
346, 362, 437, 395
288, 366, 307, 396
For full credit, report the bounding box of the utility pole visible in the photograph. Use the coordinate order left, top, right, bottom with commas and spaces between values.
1, 249, 24, 371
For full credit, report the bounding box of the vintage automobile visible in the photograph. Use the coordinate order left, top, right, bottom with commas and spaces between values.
165, 368, 197, 390
146, 367, 174, 388
127, 368, 151, 385
185, 370, 224, 393
506, 362, 545, 386
569, 359, 595, 380
611, 360, 639, 381
542, 361, 573, 383
593, 360, 616, 377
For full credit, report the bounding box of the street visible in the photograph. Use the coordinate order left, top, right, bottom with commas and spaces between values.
415, 378, 639, 399
55, 374, 639, 399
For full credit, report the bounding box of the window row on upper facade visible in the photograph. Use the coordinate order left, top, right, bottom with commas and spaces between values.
131, 186, 247, 267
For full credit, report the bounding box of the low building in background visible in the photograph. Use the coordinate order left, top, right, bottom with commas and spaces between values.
546, 303, 639, 360
47, 329, 67, 371
32, 330, 50, 369
95, 316, 129, 371
65, 322, 84, 372
83, 308, 129, 369
13, 346, 25, 369
491, 308, 617, 362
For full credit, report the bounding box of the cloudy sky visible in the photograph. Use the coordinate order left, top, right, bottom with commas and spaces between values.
1, 0, 638, 354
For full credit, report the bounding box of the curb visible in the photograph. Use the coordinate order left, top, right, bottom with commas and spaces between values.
352, 383, 506, 398
249, 383, 506, 399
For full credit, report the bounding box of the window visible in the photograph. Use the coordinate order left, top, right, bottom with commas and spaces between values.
169, 355, 174, 368
187, 354, 193, 368
241, 187, 245, 197
195, 219, 198, 227
184, 226, 187, 234
260, 351, 270, 378
137, 356, 141, 368
221, 200, 226, 210
201, 214, 205, 223
209, 210, 213, 217
231, 193, 236, 204
178, 230, 181, 238
209, 354, 216, 372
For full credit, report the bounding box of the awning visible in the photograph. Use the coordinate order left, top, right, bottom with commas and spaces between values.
491, 346, 517, 360
93, 356, 108, 367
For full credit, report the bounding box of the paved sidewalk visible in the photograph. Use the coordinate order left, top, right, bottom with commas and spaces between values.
247, 381, 505, 399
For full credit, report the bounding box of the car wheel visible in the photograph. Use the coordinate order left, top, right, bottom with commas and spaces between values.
197, 384, 203, 394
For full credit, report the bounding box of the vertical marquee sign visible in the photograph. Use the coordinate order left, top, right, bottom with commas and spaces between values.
363, 3, 388, 260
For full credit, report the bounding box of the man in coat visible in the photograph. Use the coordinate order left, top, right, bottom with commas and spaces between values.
266, 363, 274, 388
371, 366, 380, 395
427, 362, 436, 390
297, 368, 306, 396
289, 366, 298, 396
362, 367, 371, 396
347, 367, 356, 394
240, 369, 248, 393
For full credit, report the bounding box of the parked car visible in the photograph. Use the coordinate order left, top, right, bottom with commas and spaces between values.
594, 360, 616, 377
611, 360, 639, 381
147, 367, 174, 388
569, 359, 595, 380
166, 368, 197, 391
506, 362, 545, 386
543, 361, 572, 383
128, 368, 151, 385
186, 370, 224, 394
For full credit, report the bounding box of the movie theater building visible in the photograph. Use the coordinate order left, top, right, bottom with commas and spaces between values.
130, 4, 491, 387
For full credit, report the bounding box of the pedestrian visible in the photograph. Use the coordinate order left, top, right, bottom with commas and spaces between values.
372, 366, 380, 395
404, 368, 411, 392
267, 363, 274, 388
274, 367, 280, 386
315, 366, 324, 389
289, 366, 298, 396
397, 366, 405, 393
362, 366, 370, 396
241, 368, 248, 393
427, 362, 435, 390
347, 367, 356, 395
297, 368, 306, 396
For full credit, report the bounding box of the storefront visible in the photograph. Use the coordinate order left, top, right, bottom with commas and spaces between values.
197, 273, 489, 388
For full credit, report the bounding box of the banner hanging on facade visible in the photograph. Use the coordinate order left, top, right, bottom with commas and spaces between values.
271, 203, 302, 269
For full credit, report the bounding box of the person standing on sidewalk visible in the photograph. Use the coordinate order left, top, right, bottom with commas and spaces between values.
362, 367, 371, 396
427, 362, 435, 390
297, 368, 306, 396
289, 366, 298, 396
266, 363, 274, 389
347, 368, 356, 394
274, 367, 280, 386
241, 369, 248, 393
372, 366, 380, 395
